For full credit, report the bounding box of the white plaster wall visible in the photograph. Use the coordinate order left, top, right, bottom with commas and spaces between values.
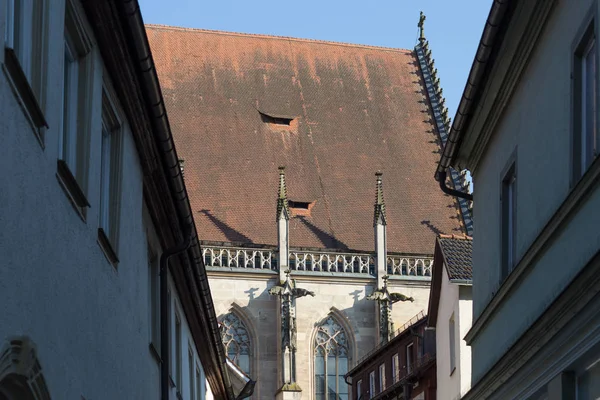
435, 269, 461, 400
470, 0, 600, 383
0, 1, 207, 398
458, 286, 472, 397
208, 273, 430, 399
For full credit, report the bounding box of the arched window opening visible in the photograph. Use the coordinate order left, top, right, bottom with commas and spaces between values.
220, 313, 251, 374
314, 316, 350, 400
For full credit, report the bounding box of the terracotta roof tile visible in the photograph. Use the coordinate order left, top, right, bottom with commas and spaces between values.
146, 25, 465, 254
438, 236, 473, 281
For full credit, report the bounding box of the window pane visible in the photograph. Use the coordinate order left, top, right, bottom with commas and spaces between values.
338, 357, 348, 375
238, 354, 250, 374
315, 355, 324, 373
327, 355, 336, 375
338, 376, 348, 394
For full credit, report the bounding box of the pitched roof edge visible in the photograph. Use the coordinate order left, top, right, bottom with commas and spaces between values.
414, 28, 473, 236
145, 23, 414, 53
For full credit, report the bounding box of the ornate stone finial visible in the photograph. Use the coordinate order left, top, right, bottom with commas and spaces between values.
429, 58, 435, 71
437, 87, 443, 98
425, 47, 432, 59
276, 166, 290, 221
432, 68, 438, 81
418, 11, 426, 42
434, 76, 440, 88
374, 171, 387, 226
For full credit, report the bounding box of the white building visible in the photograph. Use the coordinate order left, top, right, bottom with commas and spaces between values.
0, 0, 242, 399
435, 0, 600, 398
427, 235, 472, 400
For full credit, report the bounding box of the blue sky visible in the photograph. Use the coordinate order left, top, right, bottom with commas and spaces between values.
138, 0, 491, 123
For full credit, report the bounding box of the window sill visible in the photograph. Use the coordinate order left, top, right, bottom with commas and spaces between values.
97, 228, 119, 267
149, 342, 161, 364
3, 46, 47, 147
56, 160, 89, 221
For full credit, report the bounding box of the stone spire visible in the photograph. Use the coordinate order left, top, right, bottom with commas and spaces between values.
277, 167, 290, 283
374, 172, 387, 289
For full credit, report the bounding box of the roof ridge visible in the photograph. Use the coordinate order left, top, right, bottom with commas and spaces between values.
145, 24, 413, 53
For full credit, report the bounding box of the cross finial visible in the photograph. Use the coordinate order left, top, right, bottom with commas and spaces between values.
277, 166, 290, 221
418, 11, 426, 42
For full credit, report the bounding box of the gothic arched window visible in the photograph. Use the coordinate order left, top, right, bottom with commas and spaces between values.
314, 316, 350, 400
220, 313, 251, 374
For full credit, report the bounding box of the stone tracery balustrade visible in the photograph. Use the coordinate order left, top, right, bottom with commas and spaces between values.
202, 246, 433, 277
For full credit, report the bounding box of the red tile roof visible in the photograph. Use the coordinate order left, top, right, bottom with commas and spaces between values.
146, 25, 465, 254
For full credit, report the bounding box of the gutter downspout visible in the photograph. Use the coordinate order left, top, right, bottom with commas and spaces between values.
435, 0, 511, 197
438, 170, 473, 201
120, 1, 236, 398
160, 224, 192, 400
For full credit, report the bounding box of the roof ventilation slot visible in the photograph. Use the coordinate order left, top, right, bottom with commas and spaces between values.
259, 110, 294, 126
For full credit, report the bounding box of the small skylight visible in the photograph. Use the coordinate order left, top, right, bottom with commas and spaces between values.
288, 200, 314, 217
259, 110, 294, 126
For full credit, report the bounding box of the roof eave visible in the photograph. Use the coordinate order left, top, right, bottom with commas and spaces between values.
435, 0, 515, 180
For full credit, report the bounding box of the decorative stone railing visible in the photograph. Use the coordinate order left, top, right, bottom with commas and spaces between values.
202, 246, 433, 277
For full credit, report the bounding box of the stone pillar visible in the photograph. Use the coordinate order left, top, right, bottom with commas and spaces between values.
374, 171, 387, 289
277, 166, 290, 283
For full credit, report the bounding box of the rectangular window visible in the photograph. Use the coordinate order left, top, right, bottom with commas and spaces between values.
392, 353, 399, 383
379, 363, 386, 391
501, 163, 517, 281
97, 90, 123, 264
356, 380, 362, 400
58, 0, 93, 210
574, 23, 598, 181
148, 245, 160, 354
406, 343, 414, 374
449, 314, 456, 373
175, 312, 182, 390
4, 0, 47, 136
369, 371, 375, 398
195, 364, 202, 400
188, 345, 194, 400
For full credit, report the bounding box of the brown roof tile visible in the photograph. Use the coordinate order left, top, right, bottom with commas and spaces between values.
146, 25, 465, 254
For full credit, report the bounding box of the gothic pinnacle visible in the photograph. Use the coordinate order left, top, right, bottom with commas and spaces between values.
276, 166, 290, 221
374, 171, 387, 226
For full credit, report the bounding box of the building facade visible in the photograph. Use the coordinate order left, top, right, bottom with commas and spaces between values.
426, 235, 472, 400
436, 0, 600, 398
0, 0, 235, 399
345, 313, 436, 400
146, 17, 469, 399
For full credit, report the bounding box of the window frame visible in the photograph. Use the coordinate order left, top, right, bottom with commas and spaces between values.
449, 314, 456, 374
195, 363, 202, 400
3, 0, 48, 141
379, 363, 386, 391
369, 371, 375, 399
147, 238, 160, 357
356, 379, 362, 400
97, 86, 123, 265
188, 344, 194, 400
57, 0, 94, 216
392, 353, 399, 383
313, 316, 350, 400
406, 343, 414, 374
500, 161, 517, 282
573, 17, 599, 184
175, 310, 182, 391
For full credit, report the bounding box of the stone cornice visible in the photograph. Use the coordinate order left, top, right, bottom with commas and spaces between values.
462, 248, 600, 399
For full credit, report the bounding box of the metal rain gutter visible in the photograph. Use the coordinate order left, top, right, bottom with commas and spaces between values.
435, 0, 512, 181
119, 1, 235, 398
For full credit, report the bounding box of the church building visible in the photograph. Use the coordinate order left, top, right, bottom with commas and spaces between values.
146, 16, 470, 399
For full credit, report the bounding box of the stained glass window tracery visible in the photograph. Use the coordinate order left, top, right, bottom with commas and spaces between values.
220, 313, 251, 374
314, 316, 350, 400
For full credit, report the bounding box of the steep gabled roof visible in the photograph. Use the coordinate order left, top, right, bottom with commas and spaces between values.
427, 234, 473, 327
438, 235, 473, 281
146, 25, 465, 254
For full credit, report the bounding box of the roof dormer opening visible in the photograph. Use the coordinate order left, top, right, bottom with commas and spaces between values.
289, 200, 315, 217
259, 110, 294, 126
